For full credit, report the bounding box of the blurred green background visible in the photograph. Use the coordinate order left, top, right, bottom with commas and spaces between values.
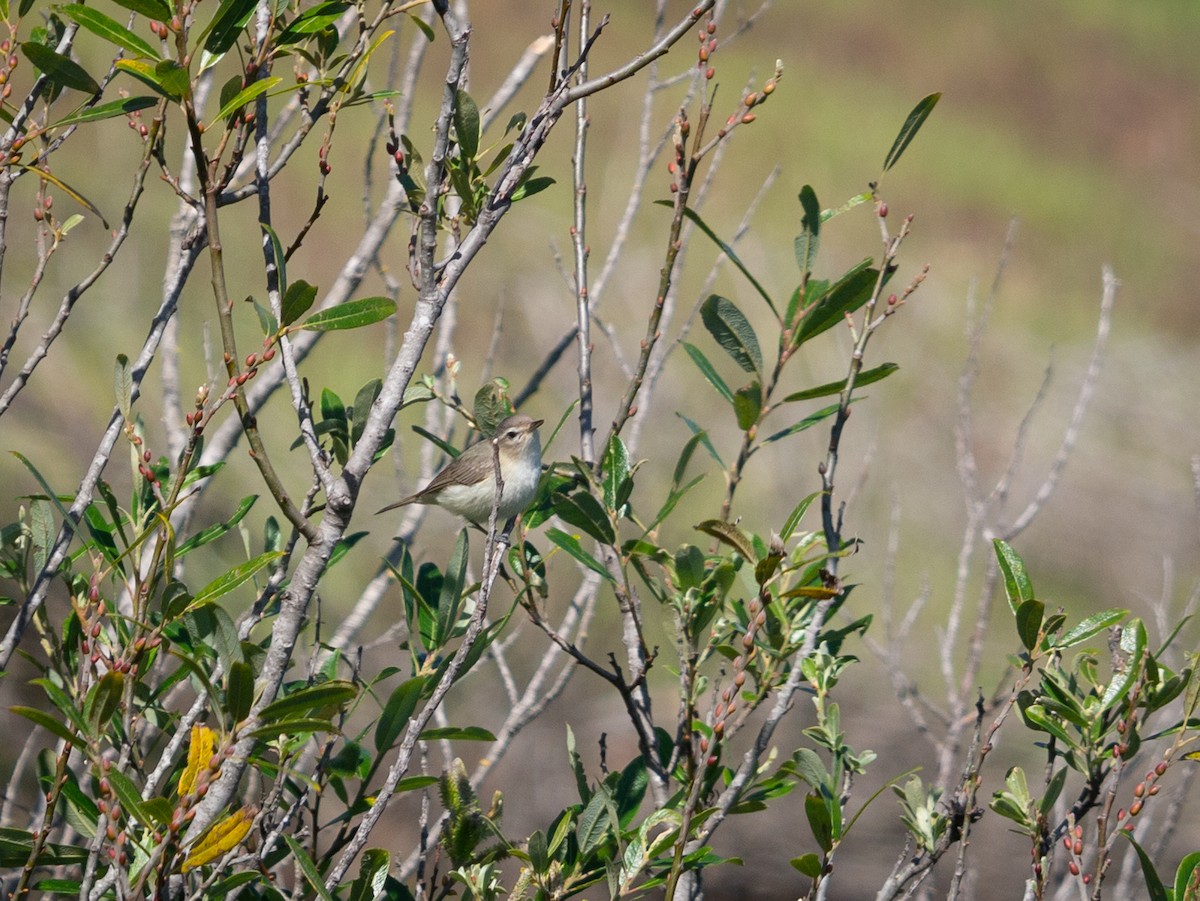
2, 0, 1198, 896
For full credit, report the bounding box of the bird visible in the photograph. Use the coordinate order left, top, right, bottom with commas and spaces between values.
376, 413, 544, 524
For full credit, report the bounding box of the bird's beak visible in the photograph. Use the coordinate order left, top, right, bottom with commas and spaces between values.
532, 419, 544, 429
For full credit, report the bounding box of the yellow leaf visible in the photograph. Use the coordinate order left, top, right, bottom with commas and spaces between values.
181, 806, 255, 871
179, 725, 215, 797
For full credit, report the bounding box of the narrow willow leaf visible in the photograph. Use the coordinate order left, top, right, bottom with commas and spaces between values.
258, 680, 357, 720
176, 495, 257, 556
665, 203, 777, 315
1015, 599, 1045, 652
190, 551, 283, 606
59, 5, 161, 60
454, 89, 480, 161
793, 261, 877, 348
375, 677, 426, 753
349, 848, 391, 901
760, 401, 844, 446
682, 342, 734, 404
601, 434, 631, 512
21, 43, 100, 94
280, 279, 318, 327
418, 726, 495, 741
1055, 607, 1127, 649
794, 185, 820, 276
109, 0, 171, 18
114, 354, 132, 420
49, 96, 158, 129
300, 296, 395, 331
510, 173, 553, 203
19, 163, 109, 228
261, 223, 288, 296
546, 528, 613, 581
1116, 831, 1169, 901
183, 807, 255, 871
211, 75, 281, 125
225, 660, 254, 723
553, 491, 615, 545
701, 294, 763, 375
11, 706, 77, 744
277, 1, 352, 43
677, 414, 725, 469
104, 769, 151, 827
733, 382, 762, 431
993, 539, 1034, 615
202, 0, 257, 56
115, 58, 185, 102
783, 363, 899, 403
883, 92, 942, 173
695, 519, 756, 562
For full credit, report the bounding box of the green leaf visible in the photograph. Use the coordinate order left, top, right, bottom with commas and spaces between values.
418, 726, 495, 742
793, 261, 878, 348
114, 354, 132, 420
352, 379, 382, 445
203, 0, 257, 56
1173, 851, 1200, 901
454, 89, 480, 161
791, 854, 822, 878
1015, 599, 1044, 652
1055, 607, 1127, 649
794, 185, 821, 277
883, 92, 942, 173
21, 42, 100, 94
760, 401, 844, 446
682, 342, 734, 404
191, 551, 283, 606
733, 382, 762, 431
601, 434, 631, 512
546, 528, 613, 581
261, 223, 288, 296
473, 379, 512, 436
115, 59, 189, 101
375, 678, 426, 752
349, 848, 391, 901
11, 706, 77, 744
804, 792, 833, 853
993, 539, 1034, 615
280, 279, 318, 327
700, 294, 762, 375
553, 491, 615, 545
225, 661, 254, 723
85, 671, 124, 734
177, 495, 257, 556
248, 717, 341, 740
784, 363, 899, 403
211, 75, 281, 125
283, 835, 336, 901
695, 519, 756, 562
59, 5, 161, 60
435, 529, 469, 646
258, 680, 358, 721
109, 0, 171, 19
511, 175, 555, 202
17, 163, 110, 228
104, 769, 152, 827
277, 1, 352, 44
300, 296, 395, 331
1119, 832, 1169, 901
48, 96, 158, 129
667, 204, 777, 315
577, 787, 614, 856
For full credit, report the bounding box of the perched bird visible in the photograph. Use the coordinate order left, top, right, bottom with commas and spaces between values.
377, 413, 544, 524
